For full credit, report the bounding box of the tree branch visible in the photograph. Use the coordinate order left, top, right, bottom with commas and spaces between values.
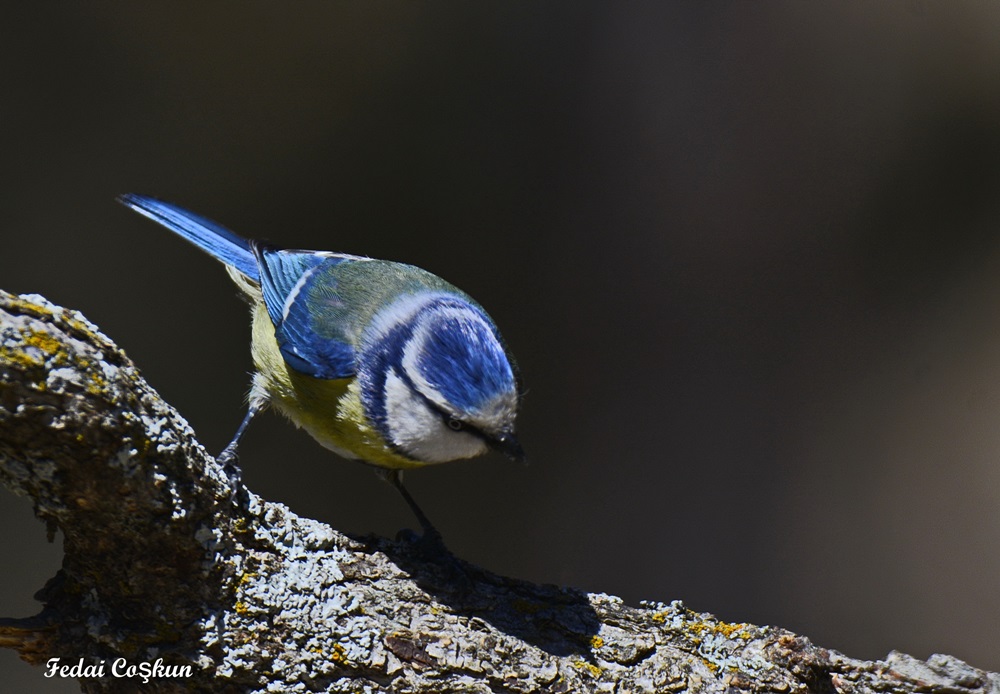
0, 290, 996, 693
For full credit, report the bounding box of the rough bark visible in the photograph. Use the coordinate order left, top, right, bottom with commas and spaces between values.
0, 289, 996, 694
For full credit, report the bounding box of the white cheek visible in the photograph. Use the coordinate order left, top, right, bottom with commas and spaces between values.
384, 369, 487, 464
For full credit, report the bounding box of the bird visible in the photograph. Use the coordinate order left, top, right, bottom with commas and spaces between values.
118, 194, 524, 542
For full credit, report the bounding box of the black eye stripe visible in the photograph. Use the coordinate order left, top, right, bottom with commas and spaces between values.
428, 399, 487, 440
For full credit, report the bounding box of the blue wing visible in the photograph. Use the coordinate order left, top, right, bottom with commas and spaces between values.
118, 194, 259, 280
120, 194, 357, 380
254, 246, 357, 380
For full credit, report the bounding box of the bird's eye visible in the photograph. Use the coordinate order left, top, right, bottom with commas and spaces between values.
447, 418, 465, 432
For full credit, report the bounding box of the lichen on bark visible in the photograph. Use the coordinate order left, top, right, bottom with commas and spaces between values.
1, 290, 997, 693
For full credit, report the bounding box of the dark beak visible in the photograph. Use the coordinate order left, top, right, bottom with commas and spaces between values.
490, 433, 526, 463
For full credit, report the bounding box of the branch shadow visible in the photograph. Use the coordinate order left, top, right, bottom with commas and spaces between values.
359, 533, 601, 659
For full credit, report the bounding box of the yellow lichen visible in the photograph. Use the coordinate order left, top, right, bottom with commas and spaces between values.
7, 296, 55, 321
687, 622, 709, 636
589, 635, 604, 649
234, 601, 249, 615
22, 329, 67, 364
329, 643, 347, 664
135, 435, 151, 459
0, 343, 43, 369
572, 660, 602, 677
651, 611, 668, 623
85, 371, 107, 396
715, 621, 751, 639
66, 316, 98, 339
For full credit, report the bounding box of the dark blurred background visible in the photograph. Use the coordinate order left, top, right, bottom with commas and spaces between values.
3, 2, 1000, 690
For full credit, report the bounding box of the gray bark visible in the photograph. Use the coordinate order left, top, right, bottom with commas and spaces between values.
0, 289, 996, 694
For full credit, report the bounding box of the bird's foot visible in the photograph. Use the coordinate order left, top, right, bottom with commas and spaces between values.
217, 446, 249, 508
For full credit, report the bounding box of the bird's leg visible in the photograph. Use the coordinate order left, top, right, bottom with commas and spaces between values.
382, 469, 444, 547
380, 470, 474, 588
218, 386, 266, 503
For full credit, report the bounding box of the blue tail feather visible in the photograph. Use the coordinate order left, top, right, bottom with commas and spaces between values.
117, 194, 259, 280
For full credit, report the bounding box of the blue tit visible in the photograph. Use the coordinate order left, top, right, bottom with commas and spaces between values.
118, 194, 523, 537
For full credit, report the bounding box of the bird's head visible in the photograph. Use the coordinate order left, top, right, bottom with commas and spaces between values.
359, 292, 523, 465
